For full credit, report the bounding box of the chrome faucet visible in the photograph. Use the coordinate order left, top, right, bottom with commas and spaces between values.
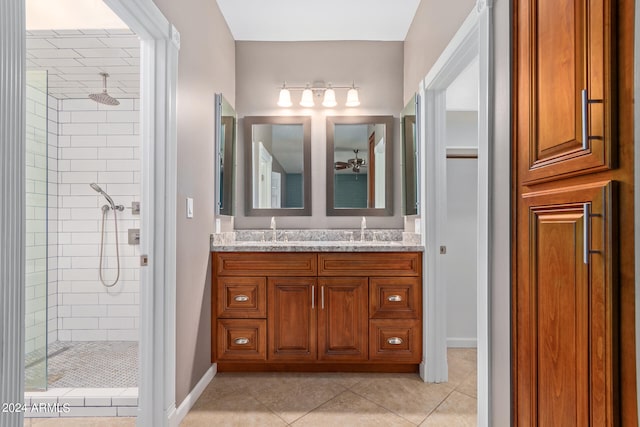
270, 216, 277, 242
360, 216, 366, 242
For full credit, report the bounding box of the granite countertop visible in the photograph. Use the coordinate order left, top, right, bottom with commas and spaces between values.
210, 229, 423, 252
211, 240, 424, 252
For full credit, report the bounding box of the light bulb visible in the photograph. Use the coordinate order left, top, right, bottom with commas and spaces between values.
300, 87, 314, 107
322, 88, 337, 108
346, 87, 360, 107
277, 87, 292, 107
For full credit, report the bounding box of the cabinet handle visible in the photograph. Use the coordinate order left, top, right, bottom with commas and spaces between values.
581, 89, 603, 150
234, 295, 249, 302
234, 337, 249, 345
581, 89, 589, 150
387, 337, 404, 345
387, 295, 402, 302
321, 286, 325, 309
583, 203, 590, 265
311, 285, 315, 309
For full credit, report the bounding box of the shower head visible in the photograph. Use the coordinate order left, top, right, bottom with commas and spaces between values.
89, 182, 116, 210
89, 73, 120, 106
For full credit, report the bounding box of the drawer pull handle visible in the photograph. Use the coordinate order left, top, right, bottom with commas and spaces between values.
387, 295, 402, 302
387, 337, 404, 345
234, 337, 250, 345
234, 295, 249, 302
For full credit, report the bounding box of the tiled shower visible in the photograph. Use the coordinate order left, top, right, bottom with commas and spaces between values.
24, 29, 141, 409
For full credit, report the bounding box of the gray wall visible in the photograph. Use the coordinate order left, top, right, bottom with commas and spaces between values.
489, 0, 512, 424
153, 0, 236, 407
235, 41, 404, 229
403, 0, 476, 104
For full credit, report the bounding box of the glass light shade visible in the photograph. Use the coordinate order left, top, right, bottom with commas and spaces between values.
277, 88, 292, 107
322, 88, 337, 107
345, 87, 360, 107
300, 88, 315, 107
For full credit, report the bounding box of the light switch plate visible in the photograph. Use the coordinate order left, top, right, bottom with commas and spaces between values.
186, 197, 194, 219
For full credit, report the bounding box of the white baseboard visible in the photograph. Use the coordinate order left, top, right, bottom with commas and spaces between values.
447, 338, 477, 348
169, 363, 216, 427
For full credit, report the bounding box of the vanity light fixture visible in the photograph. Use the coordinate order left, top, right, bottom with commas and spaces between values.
277, 83, 292, 107
322, 84, 337, 107
277, 81, 360, 108
345, 83, 360, 107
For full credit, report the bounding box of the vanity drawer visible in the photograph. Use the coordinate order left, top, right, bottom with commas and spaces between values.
217, 319, 267, 361
369, 277, 421, 319
318, 252, 421, 277
217, 277, 266, 318
369, 319, 421, 362
215, 252, 317, 276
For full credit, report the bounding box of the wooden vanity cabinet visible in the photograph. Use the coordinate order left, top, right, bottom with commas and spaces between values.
212, 251, 422, 371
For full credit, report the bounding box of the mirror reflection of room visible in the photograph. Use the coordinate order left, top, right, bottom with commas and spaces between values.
251, 123, 304, 209
326, 115, 393, 216
243, 115, 311, 216
333, 123, 386, 209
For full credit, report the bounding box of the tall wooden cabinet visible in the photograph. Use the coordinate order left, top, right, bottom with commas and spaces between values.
514, 0, 635, 424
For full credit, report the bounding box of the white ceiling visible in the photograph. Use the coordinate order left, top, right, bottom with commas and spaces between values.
27, 30, 140, 100
26, 0, 128, 30
216, 0, 421, 41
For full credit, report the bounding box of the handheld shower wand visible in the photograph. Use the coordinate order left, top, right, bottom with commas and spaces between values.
89, 183, 123, 211
89, 183, 124, 287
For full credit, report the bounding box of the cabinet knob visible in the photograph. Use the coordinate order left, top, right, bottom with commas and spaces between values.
234, 337, 250, 345
387, 295, 403, 302
234, 295, 249, 302
387, 337, 404, 345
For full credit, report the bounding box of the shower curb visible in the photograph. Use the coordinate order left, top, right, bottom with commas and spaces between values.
24, 387, 137, 418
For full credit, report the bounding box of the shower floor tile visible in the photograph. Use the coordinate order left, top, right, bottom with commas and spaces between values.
26, 341, 138, 389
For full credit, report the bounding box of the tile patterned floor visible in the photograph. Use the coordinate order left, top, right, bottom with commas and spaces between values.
23, 349, 476, 427
25, 341, 138, 389
182, 348, 477, 427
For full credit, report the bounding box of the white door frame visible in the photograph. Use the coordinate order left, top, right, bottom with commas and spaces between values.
103, 2, 179, 426
419, 2, 492, 425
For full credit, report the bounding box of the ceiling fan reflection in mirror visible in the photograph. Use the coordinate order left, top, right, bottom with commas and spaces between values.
335, 149, 367, 173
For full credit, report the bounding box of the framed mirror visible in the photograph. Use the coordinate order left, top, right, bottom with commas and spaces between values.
401, 94, 420, 215
215, 93, 236, 216
326, 115, 393, 216
244, 116, 311, 216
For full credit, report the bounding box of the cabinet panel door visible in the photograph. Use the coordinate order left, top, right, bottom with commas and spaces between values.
268, 277, 317, 361
516, 0, 612, 184
317, 277, 368, 361
515, 181, 615, 425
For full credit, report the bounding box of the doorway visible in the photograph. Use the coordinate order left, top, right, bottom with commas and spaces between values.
0, 0, 179, 425
419, 6, 492, 426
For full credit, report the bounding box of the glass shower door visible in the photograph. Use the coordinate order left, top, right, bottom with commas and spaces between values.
24, 69, 48, 390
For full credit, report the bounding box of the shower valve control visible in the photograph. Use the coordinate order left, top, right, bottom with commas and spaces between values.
131, 201, 140, 215
128, 228, 140, 245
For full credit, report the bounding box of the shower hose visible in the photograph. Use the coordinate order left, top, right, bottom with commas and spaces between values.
98, 205, 121, 287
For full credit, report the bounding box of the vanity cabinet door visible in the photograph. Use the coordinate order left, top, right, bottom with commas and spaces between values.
268, 277, 317, 361
317, 277, 368, 361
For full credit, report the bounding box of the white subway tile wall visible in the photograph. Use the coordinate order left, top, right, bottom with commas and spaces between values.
25, 77, 52, 357
56, 97, 140, 342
